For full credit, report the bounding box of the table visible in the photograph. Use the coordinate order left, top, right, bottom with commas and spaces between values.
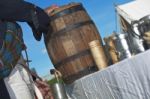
66, 50, 150, 99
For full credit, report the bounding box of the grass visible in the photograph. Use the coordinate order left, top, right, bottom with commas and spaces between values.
47, 78, 64, 85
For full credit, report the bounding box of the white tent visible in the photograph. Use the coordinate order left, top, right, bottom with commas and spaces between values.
116, 0, 150, 24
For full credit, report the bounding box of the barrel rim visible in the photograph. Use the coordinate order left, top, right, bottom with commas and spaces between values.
63, 65, 97, 83
49, 3, 82, 16
44, 20, 94, 43
49, 3, 85, 21
54, 49, 91, 68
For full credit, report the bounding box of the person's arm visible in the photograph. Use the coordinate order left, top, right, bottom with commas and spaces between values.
0, 0, 32, 22
0, 0, 50, 41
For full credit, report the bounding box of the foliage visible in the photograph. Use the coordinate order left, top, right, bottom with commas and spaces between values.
47, 78, 64, 85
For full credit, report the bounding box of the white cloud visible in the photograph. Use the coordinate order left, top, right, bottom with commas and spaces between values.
41, 48, 47, 54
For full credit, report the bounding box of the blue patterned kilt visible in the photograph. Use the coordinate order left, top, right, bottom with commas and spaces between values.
0, 21, 24, 79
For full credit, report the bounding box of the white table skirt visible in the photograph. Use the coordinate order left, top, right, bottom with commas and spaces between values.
67, 50, 150, 99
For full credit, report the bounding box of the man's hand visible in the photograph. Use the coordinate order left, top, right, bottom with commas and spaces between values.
143, 31, 150, 44
45, 5, 59, 15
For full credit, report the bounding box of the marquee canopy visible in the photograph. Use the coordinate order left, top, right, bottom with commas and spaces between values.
116, 0, 150, 24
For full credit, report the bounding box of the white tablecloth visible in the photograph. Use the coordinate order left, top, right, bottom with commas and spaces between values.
67, 50, 150, 99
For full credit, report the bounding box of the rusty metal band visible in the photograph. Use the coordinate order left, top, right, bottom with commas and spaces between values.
46, 20, 94, 41
64, 65, 98, 83
50, 4, 85, 21
54, 49, 91, 68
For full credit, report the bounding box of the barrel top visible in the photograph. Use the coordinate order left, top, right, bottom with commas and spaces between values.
47, 3, 82, 16
89, 40, 102, 48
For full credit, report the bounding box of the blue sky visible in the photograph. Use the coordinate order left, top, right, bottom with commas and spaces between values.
21, 0, 132, 77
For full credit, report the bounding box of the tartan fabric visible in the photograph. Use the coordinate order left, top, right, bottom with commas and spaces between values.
0, 21, 24, 79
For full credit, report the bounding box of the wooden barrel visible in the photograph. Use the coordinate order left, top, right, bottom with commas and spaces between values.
44, 3, 103, 84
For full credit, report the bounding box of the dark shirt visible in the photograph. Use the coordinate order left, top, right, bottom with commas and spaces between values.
0, 0, 50, 41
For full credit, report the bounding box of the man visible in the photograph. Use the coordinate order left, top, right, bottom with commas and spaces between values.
0, 0, 50, 41
0, 0, 53, 99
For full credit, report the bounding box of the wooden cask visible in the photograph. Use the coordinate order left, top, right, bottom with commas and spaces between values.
44, 3, 103, 84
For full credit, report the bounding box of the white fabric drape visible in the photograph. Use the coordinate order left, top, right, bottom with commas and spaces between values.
116, 0, 150, 24
4, 57, 43, 99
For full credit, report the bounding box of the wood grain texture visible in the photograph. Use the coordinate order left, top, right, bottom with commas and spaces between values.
45, 3, 104, 83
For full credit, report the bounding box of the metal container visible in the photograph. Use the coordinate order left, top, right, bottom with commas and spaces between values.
113, 33, 132, 60
50, 69, 68, 99
51, 83, 68, 99
130, 22, 146, 54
